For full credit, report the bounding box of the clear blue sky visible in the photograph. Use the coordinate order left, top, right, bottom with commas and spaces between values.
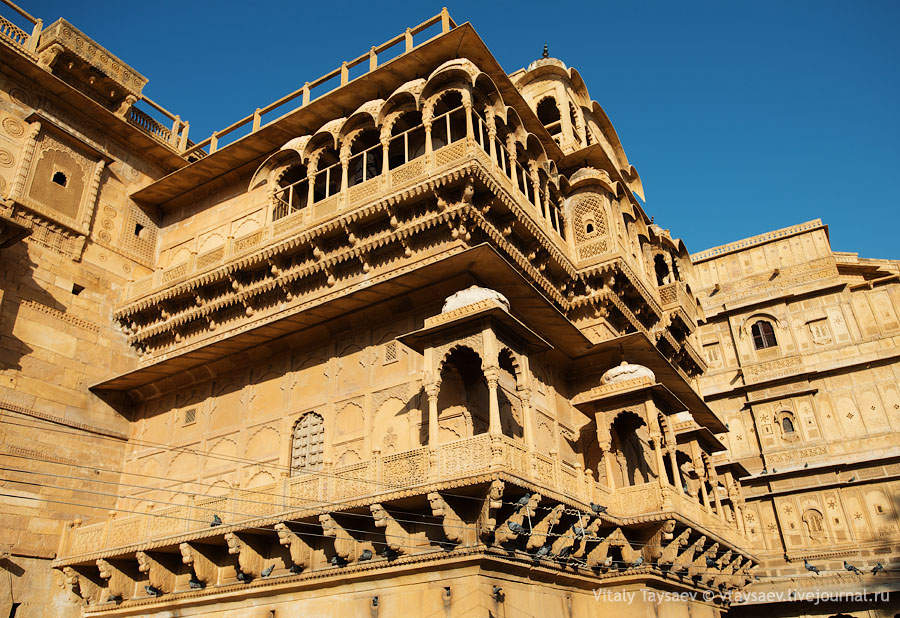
24, 0, 900, 258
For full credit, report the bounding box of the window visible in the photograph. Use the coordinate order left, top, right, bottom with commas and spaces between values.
801, 508, 825, 541
536, 97, 561, 135
134, 223, 145, 237
183, 408, 196, 425
751, 320, 778, 350
52, 171, 68, 187
703, 342, 721, 366
781, 416, 795, 434
807, 318, 831, 345
291, 412, 324, 474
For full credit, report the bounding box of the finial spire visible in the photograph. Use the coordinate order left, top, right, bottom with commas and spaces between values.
542, 44, 549, 59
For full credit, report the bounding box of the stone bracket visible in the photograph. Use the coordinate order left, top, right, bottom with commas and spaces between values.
477, 480, 504, 540
179, 542, 218, 587
371, 503, 406, 555
62, 565, 103, 606
275, 523, 313, 571
427, 492, 468, 544
526, 503, 563, 551
135, 551, 177, 595
689, 541, 719, 579
96, 558, 136, 602
494, 493, 540, 545
319, 514, 356, 562
224, 531, 266, 578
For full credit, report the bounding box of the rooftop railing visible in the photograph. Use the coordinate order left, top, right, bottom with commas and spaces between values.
180, 8, 457, 160
0, 0, 42, 54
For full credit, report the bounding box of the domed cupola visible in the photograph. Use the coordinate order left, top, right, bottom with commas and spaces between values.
600, 361, 656, 385
513, 45, 591, 153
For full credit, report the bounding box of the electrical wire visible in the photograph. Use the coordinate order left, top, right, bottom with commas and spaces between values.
0, 413, 749, 539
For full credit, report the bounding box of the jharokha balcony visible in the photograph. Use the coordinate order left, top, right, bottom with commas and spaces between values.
57, 294, 756, 613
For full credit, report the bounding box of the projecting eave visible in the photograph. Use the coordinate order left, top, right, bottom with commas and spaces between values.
0, 40, 187, 173
90, 244, 592, 398
130, 22, 564, 210
571, 332, 726, 434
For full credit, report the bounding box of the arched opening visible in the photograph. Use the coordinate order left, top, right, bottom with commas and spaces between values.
751, 320, 778, 350
431, 91, 466, 151
312, 146, 341, 202
781, 416, 795, 434
273, 163, 308, 220
437, 347, 489, 442
388, 110, 425, 169
347, 129, 382, 187
654, 254, 671, 286
291, 412, 324, 475
497, 349, 523, 439
802, 509, 826, 541
609, 412, 653, 487
52, 170, 68, 187
536, 97, 561, 136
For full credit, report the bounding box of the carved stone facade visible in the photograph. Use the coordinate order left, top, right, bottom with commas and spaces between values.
0, 5, 895, 618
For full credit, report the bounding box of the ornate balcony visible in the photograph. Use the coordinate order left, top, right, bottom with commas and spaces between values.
54, 432, 757, 612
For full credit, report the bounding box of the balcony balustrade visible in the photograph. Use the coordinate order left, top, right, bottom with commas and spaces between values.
123, 112, 569, 304
58, 432, 746, 561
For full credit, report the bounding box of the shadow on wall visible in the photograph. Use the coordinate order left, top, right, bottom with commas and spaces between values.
0, 241, 68, 373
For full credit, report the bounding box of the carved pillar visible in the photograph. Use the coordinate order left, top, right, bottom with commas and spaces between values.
485, 367, 501, 436
380, 136, 390, 180
306, 167, 316, 207
423, 109, 434, 161
464, 102, 474, 142
518, 386, 534, 450
426, 380, 440, 446
11, 121, 41, 202
706, 457, 723, 519
339, 149, 349, 202
596, 413, 614, 490
486, 116, 497, 165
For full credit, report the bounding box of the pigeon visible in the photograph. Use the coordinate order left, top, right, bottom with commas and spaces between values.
573, 526, 586, 539
330, 555, 346, 566
289, 564, 303, 574
602, 555, 613, 568
706, 556, 719, 569
534, 544, 552, 559
144, 585, 162, 597
515, 493, 532, 509
631, 555, 644, 568
261, 564, 275, 578
872, 562, 884, 575
107, 594, 123, 604
188, 576, 205, 589
210, 514, 222, 527
236, 571, 251, 582
359, 549, 373, 561
844, 561, 862, 575
804, 560, 820, 575
507, 521, 528, 535
556, 545, 574, 559
590, 503, 608, 515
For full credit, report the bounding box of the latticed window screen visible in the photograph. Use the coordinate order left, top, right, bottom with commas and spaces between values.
291, 412, 324, 475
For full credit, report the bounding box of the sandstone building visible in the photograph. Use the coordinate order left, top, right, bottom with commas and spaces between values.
0, 3, 896, 616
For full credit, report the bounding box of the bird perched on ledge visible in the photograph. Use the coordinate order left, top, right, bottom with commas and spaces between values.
210, 514, 222, 527
844, 561, 862, 575
872, 562, 884, 575
804, 559, 820, 575
261, 564, 275, 577
515, 493, 532, 509
706, 556, 719, 569
590, 503, 608, 515
359, 549, 373, 561
507, 521, 528, 535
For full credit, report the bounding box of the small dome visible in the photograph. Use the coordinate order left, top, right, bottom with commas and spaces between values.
600, 361, 655, 385
442, 285, 509, 314
527, 56, 567, 72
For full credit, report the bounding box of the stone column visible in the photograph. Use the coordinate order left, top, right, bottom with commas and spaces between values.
669, 447, 684, 494
518, 386, 534, 450
425, 381, 440, 446
485, 367, 501, 436
464, 102, 474, 142
380, 137, 390, 180
486, 116, 497, 164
